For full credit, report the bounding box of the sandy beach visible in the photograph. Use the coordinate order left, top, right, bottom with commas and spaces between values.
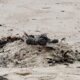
0, 0, 80, 80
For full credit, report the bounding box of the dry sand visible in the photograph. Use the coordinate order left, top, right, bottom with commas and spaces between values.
0, 0, 80, 80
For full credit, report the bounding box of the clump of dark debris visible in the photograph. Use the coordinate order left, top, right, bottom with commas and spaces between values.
26, 34, 59, 46
0, 36, 23, 48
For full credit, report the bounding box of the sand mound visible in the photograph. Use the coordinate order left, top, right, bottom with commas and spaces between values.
0, 34, 80, 68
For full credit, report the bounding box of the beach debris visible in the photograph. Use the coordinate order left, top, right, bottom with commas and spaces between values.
0, 39, 7, 48
26, 34, 58, 46
0, 76, 8, 80
46, 44, 76, 66
0, 36, 23, 48
37, 34, 50, 46
15, 72, 31, 76
50, 39, 59, 44
26, 35, 37, 45
0, 33, 59, 47
6, 36, 22, 42
61, 37, 66, 42
0, 24, 3, 26
26, 34, 49, 45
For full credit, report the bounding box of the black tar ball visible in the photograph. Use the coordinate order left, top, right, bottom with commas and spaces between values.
51, 39, 59, 43
37, 34, 50, 46
37, 38, 47, 46
26, 36, 37, 45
